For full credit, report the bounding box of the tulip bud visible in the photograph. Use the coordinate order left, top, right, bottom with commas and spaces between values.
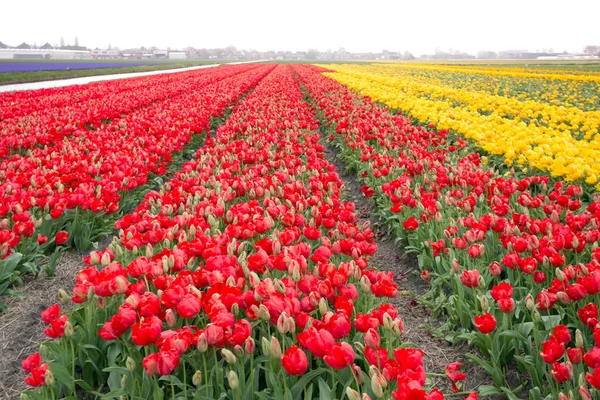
270, 336, 282, 359
261, 337, 271, 356
556, 268, 566, 282
371, 374, 385, 398
45, 369, 55, 386
319, 298, 329, 315
89, 252, 100, 265
576, 329, 584, 348
525, 294, 535, 311
477, 275, 486, 289
580, 387, 592, 400
121, 374, 128, 388
145, 244, 153, 258
58, 289, 70, 304
227, 370, 239, 390
126, 357, 136, 372
243, 337, 255, 355
277, 314, 289, 334
362, 395, 372, 400
197, 333, 208, 352
231, 303, 240, 316
346, 388, 361, 400
392, 319, 403, 338
532, 310, 541, 322
274, 279, 286, 295
96, 297, 106, 310
557, 291, 571, 305
101, 253, 111, 267
221, 349, 237, 365
383, 312, 393, 331
64, 320, 74, 337
480, 296, 489, 312
259, 304, 270, 322
352, 363, 363, 384
451, 259, 461, 273
192, 370, 202, 386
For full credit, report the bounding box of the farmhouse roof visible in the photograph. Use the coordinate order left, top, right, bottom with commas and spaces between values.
16, 42, 31, 49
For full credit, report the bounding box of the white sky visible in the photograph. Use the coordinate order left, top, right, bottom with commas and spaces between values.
1, 0, 599, 54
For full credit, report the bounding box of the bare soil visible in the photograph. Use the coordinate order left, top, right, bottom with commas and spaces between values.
0, 252, 82, 400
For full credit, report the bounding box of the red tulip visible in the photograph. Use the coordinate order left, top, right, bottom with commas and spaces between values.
280, 345, 309, 376
176, 293, 201, 319
550, 362, 572, 383
567, 347, 583, 364
490, 282, 513, 301
324, 342, 355, 369
540, 338, 565, 364
24, 364, 49, 387
587, 368, 600, 389
22, 353, 42, 373
584, 347, 600, 369
55, 231, 69, 245
474, 312, 496, 334
41, 304, 61, 324
445, 362, 466, 392
403, 216, 419, 231
459, 269, 480, 288
131, 316, 163, 346
142, 349, 180, 376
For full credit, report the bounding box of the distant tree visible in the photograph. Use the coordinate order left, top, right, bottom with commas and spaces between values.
402, 51, 415, 60
60, 37, 65, 47
306, 49, 319, 59
584, 45, 600, 55
74, 36, 79, 47
108, 44, 112, 50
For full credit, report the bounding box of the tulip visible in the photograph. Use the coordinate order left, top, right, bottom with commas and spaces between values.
474, 312, 496, 334
280, 345, 309, 376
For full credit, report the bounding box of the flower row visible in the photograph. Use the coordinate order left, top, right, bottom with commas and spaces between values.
293, 64, 600, 399
320, 64, 600, 187
0, 65, 274, 307
0, 64, 260, 159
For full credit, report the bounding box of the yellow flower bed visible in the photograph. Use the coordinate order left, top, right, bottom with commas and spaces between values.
321, 64, 600, 188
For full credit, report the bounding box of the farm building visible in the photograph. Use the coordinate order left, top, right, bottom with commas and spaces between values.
168, 51, 187, 59
0, 48, 91, 59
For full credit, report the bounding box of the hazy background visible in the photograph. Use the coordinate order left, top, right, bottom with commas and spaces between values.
2, 0, 599, 54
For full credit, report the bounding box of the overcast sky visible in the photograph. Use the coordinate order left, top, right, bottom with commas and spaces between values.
2, 0, 599, 54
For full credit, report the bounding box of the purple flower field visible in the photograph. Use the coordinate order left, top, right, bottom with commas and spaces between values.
0, 62, 160, 73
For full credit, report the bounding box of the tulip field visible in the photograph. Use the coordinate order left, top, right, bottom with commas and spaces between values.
1, 62, 600, 400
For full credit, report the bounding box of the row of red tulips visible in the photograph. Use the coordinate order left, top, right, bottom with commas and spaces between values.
20, 65, 465, 400
0, 64, 260, 158
293, 64, 600, 399
0, 65, 274, 309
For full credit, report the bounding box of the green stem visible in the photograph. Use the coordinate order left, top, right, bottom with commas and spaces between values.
203, 353, 209, 398
70, 338, 76, 395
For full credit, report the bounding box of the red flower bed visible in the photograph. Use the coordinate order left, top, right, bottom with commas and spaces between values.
293, 64, 600, 398
0, 64, 260, 158
0, 65, 274, 307
21, 65, 457, 400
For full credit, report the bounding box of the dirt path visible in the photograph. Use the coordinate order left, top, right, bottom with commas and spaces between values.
321, 134, 494, 394
0, 252, 83, 399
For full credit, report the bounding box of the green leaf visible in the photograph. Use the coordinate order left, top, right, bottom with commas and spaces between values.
318, 378, 332, 400
478, 385, 502, 396
291, 368, 328, 397
500, 386, 521, 400
498, 330, 528, 342
49, 362, 75, 393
